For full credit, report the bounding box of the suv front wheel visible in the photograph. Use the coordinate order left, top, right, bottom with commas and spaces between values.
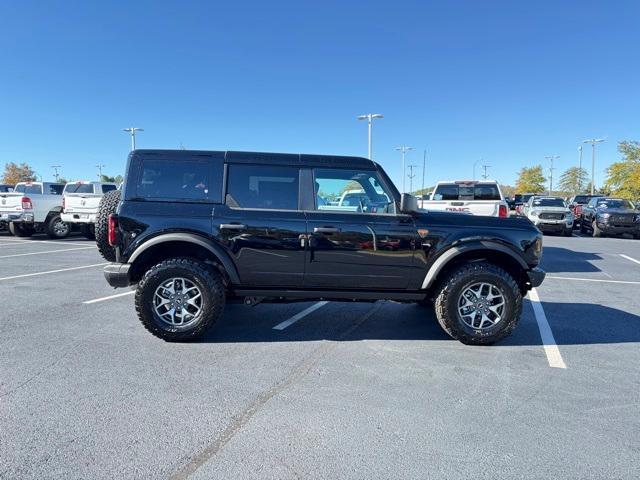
135, 258, 225, 341
434, 262, 522, 345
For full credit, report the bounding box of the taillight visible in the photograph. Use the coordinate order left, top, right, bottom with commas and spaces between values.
108, 215, 118, 246
21, 197, 32, 209
499, 204, 508, 218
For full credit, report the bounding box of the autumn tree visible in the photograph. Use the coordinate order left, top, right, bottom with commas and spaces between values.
2, 162, 36, 184
515, 165, 546, 193
558, 167, 589, 195
604, 140, 640, 201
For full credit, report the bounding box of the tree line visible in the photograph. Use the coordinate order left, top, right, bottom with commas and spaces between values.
1, 162, 122, 185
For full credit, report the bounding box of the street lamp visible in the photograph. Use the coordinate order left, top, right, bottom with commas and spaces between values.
357, 114, 383, 160
395, 146, 414, 193
544, 155, 560, 195
96, 164, 106, 180
577, 145, 583, 193
123, 127, 144, 151
582, 138, 605, 195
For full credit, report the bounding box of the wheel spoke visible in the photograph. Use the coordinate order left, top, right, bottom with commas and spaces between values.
153, 277, 203, 329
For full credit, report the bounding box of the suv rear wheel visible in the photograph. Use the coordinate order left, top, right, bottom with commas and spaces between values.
433, 262, 522, 345
135, 258, 225, 342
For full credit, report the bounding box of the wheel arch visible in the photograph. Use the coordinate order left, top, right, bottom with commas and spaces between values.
128, 233, 240, 286
422, 241, 529, 293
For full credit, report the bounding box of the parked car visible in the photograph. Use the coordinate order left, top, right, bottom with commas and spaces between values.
0, 184, 14, 231
567, 194, 600, 229
101, 149, 545, 346
514, 193, 539, 215
0, 181, 69, 238
61, 181, 118, 239
580, 197, 640, 238
522, 196, 573, 236
419, 180, 509, 217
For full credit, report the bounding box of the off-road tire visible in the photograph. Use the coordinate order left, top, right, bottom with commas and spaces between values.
96, 189, 121, 261
434, 262, 522, 345
80, 224, 96, 240
592, 220, 603, 238
9, 222, 34, 237
46, 214, 70, 239
135, 258, 225, 342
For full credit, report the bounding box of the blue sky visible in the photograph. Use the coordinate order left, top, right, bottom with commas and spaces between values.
1, 1, 638, 189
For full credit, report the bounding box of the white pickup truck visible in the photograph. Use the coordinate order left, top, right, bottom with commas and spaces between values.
61, 181, 118, 238
0, 181, 69, 238
419, 180, 509, 217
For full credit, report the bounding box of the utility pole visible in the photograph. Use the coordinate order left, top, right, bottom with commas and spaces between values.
407, 165, 417, 193
583, 138, 605, 195
481, 164, 491, 180
357, 114, 383, 160
50, 165, 61, 182
545, 155, 559, 195
421, 149, 426, 194
123, 127, 144, 151
395, 146, 414, 193
96, 164, 106, 180
578, 145, 583, 193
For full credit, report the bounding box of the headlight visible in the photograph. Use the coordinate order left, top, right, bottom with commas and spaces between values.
598, 213, 610, 219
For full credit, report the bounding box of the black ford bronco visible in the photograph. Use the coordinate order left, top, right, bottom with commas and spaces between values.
101, 149, 545, 345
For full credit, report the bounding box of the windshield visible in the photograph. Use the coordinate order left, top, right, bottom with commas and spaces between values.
64, 183, 94, 194
432, 183, 501, 201
533, 198, 565, 207
597, 199, 634, 209
15, 184, 43, 194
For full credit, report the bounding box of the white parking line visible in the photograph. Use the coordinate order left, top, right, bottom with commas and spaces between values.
620, 254, 640, 266
0, 263, 109, 282
0, 246, 96, 259
0, 239, 91, 246
272, 301, 328, 330
83, 290, 135, 304
529, 288, 566, 369
546, 275, 640, 285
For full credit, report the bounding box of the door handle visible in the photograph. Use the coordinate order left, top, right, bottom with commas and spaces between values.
220, 223, 247, 230
313, 226, 339, 234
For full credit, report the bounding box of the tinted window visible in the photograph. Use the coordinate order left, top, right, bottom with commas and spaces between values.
0, 185, 12, 193
102, 184, 117, 193
226, 164, 299, 210
432, 183, 501, 201
15, 184, 43, 194
532, 198, 565, 207
136, 159, 219, 202
313, 169, 395, 214
65, 183, 94, 194
48, 184, 64, 195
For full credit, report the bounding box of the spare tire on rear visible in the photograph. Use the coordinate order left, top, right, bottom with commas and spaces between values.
96, 189, 121, 262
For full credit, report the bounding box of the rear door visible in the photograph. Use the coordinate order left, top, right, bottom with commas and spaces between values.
215, 160, 307, 287
303, 167, 416, 290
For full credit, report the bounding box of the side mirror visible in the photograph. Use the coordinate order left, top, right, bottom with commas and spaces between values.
400, 193, 418, 214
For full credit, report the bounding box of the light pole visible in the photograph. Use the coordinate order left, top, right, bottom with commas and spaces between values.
96, 164, 106, 180
578, 145, 583, 193
545, 155, 559, 195
50, 165, 61, 182
481, 164, 491, 180
583, 138, 605, 195
407, 165, 417, 193
395, 146, 414, 193
421, 149, 427, 194
123, 127, 144, 151
357, 114, 383, 160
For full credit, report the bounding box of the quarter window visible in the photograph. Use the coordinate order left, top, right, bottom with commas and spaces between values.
226, 164, 299, 210
313, 169, 395, 214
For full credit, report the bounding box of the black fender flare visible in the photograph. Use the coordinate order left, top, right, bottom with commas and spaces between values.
128, 233, 241, 285
421, 240, 528, 289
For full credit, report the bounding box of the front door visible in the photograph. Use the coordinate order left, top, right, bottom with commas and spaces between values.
215, 163, 307, 287
304, 167, 416, 289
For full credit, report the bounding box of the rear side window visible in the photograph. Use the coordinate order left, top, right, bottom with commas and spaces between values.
432, 183, 501, 201
226, 164, 299, 210
65, 183, 94, 194
135, 158, 221, 202
102, 184, 117, 193
48, 185, 64, 195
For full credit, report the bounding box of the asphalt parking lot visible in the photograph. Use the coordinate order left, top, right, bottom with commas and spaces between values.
1, 231, 639, 479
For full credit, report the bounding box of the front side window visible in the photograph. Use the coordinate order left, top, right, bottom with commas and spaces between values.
226, 164, 299, 210
313, 169, 395, 214
136, 159, 219, 202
